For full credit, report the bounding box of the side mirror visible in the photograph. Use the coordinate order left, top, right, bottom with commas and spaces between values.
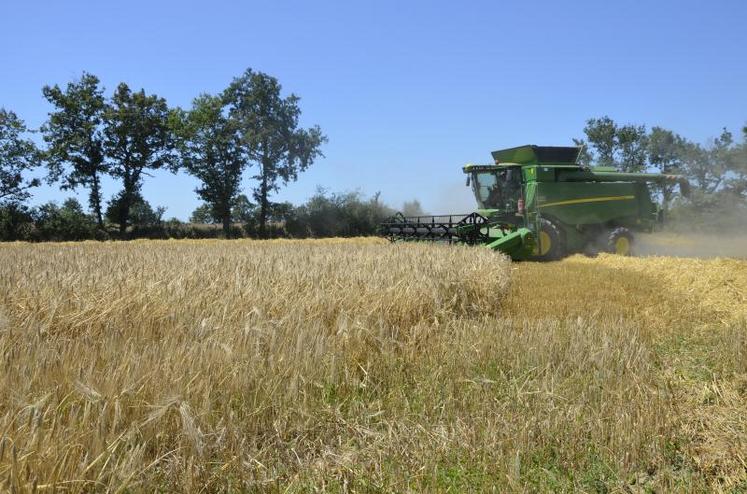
465, 176, 471, 187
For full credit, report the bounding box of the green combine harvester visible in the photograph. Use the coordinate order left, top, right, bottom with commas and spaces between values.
381, 145, 689, 260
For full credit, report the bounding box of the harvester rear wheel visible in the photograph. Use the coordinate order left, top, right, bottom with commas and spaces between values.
607, 227, 634, 256
532, 219, 565, 261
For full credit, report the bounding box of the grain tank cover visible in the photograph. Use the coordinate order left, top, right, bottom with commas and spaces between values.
491, 145, 581, 166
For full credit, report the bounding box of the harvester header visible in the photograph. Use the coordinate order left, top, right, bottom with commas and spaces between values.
381, 144, 690, 260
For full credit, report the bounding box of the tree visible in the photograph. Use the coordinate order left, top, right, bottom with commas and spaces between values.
190, 203, 216, 224
577, 116, 617, 168
289, 188, 394, 238
106, 191, 165, 229
34, 198, 97, 241
0, 203, 34, 241
647, 127, 687, 210
616, 124, 648, 172
0, 109, 40, 205
706, 128, 742, 198
172, 94, 246, 237
225, 69, 327, 237
576, 116, 649, 172
104, 83, 176, 234
231, 194, 255, 223
189, 195, 254, 225
42, 73, 109, 227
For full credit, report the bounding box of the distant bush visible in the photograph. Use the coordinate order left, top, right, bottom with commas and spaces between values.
0, 190, 401, 242
288, 189, 394, 238
0, 204, 35, 241
133, 221, 244, 240
106, 192, 165, 231
33, 198, 98, 241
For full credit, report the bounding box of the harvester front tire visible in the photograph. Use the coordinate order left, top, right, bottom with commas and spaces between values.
607, 227, 634, 256
532, 219, 565, 261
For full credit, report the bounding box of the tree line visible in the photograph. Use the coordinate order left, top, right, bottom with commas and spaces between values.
0, 187, 407, 242
0, 68, 326, 240
1, 70, 746, 242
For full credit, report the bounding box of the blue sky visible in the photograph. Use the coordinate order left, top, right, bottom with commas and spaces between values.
2, 0, 746, 218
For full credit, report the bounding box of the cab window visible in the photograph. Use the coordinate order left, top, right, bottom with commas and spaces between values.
471, 167, 521, 209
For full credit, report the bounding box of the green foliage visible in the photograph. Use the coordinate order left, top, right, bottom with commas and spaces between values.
225, 68, 327, 237
678, 135, 725, 198
42, 73, 109, 227
288, 189, 394, 238
135, 218, 244, 240
106, 191, 165, 230
3, 68, 330, 242
231, 194, 255, 224
0, 203, 34, 240
171, 93, 246, 237
1, 198, 100, 241
576, 116, 617, 168
242, 200, 294, 237
647, 127, 688, 209
0, 109, 40, 205
616, 123, 649, 172
189, 194, 256, 228
104, 83, 176, 234
34, 198, 98, 241
648, 127, 685, 174
575, 116, 648, 172
189, 203, 216, 224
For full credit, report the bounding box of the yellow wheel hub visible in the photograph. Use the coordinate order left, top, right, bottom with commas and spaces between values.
533, 230, 552, 256
614, 236, 631, 256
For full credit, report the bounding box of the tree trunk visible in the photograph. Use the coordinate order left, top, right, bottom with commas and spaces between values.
118, 208, 128, 235
90, 172, 104, 229
119, 167, 141, 238
222, 214, 231, 239
258, 170, 268, 238
119, 188, 131, 237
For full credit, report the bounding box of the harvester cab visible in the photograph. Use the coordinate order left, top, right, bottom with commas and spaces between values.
380, 145, 689, 260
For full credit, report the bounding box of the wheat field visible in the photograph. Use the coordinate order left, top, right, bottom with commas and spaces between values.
0, 238, 745, 492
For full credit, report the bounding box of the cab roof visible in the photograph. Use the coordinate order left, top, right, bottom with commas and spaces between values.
490, 145, 581, 166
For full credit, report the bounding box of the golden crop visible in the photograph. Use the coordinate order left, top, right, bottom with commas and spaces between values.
0, 239, 744, 492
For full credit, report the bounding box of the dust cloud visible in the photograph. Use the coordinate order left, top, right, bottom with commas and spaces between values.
636, 233, 747, 259
637, 205, 747, 259
428, 180, 476, 214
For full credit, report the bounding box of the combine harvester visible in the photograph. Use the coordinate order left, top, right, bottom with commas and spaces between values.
381, 145, 689, 260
